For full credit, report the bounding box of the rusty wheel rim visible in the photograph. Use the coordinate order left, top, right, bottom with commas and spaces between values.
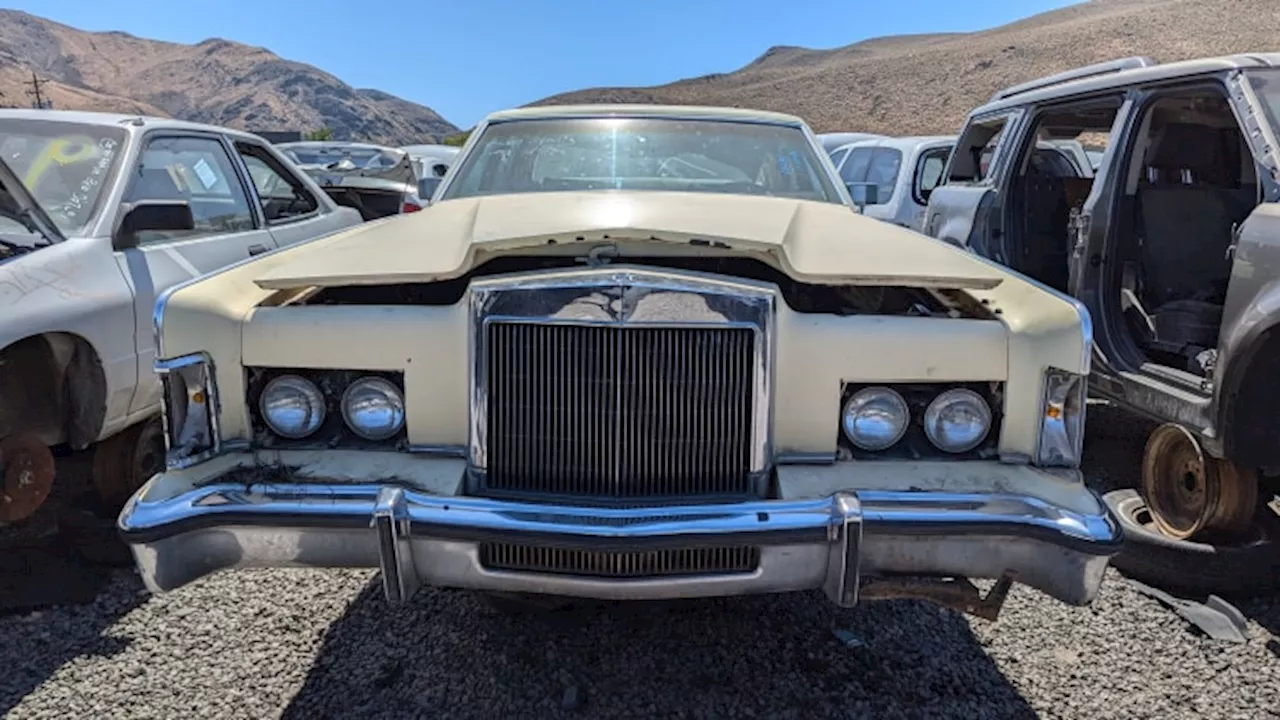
0, 433, 57, 523
1142, 424, 1258, 540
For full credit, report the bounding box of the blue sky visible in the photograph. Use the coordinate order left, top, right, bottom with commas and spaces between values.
16, 0, 1080, 128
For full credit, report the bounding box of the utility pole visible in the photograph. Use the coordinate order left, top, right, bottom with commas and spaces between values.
24, 71, 52, 109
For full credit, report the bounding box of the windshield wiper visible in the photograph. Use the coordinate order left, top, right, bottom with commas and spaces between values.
0, 207, 55, 247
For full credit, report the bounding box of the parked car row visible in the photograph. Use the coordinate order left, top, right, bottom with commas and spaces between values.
0, 109, 450, 530
831, 54, 1280, 596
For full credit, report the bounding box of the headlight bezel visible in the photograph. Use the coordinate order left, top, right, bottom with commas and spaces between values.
155, 352, 220, 470
837, 382, 1003, 460
247, 368, 408, 449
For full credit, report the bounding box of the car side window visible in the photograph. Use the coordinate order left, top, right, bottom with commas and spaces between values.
914, 146, 951, 203
949, 117, 1011, 183
235, 141, 320, 223
124, 135, 256, 245
829, 147, 850, 169
839, 148, 873, 183
865, 148, 903, 202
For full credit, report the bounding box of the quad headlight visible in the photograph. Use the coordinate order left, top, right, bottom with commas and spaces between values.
922, 388, 993, 453
341, 376, 406, 441
841, 387, 910, 451
259, 375, 327, 439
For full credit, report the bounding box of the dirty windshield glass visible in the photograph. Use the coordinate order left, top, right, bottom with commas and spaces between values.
0, 119, 127, 235
442, 117, 839, 203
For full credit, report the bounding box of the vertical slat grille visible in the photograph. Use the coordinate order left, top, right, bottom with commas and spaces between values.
479, 543, 760, 578
485, 323, 756, 498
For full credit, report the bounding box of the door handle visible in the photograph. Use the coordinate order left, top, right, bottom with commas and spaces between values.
247, 244, 269, 256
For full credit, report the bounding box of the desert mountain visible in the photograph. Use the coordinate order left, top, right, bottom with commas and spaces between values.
532, 0, 1280, 135
0, 9, 457, 145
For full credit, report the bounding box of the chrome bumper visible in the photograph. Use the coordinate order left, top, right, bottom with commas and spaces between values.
118, 479, 1122, 608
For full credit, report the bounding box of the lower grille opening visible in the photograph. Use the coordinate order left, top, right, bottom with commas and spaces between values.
479, 543, 761, 579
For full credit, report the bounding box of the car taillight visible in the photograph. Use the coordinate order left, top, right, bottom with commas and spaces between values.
402, 201, 422, 213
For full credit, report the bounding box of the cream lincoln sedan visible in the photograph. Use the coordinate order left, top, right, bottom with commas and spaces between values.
119, 105, 1122, 619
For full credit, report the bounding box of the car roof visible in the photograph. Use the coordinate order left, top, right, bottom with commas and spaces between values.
834, 135, 955, 153
0, 108, 270, 142
974, 53, 1280, 116
485, 104, 808, 127
278, 141, 402, 152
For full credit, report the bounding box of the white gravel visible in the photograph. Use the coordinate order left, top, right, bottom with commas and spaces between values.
2, 405, 1278, 720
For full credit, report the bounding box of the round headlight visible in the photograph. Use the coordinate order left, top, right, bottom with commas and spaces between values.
341, 377, 406, 441
923, 388, 992, 453
259, 375, 326, 439
841, 387, 909, 451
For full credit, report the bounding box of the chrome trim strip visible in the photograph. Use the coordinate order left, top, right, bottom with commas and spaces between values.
407, 444, 467, 458
776, 452, 837, 465
154, 352, 222, 470
468, 265, 777, 477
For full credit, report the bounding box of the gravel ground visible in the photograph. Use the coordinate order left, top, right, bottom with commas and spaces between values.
2, 404, 1278, 720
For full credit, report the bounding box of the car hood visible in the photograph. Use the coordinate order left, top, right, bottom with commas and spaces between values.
250, 190, 1009, 291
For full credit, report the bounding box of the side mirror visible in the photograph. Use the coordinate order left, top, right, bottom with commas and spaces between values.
845, 181, 881, 208
115, 200, 195, 249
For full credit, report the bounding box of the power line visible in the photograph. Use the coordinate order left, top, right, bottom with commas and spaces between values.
24, 71, 52, 109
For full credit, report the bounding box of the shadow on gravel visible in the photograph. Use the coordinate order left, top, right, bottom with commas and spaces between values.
0, 570, 145, 715
283, 583, 1038, 719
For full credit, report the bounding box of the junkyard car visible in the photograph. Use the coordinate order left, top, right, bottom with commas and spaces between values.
923, 55, 1280, 593
119, 105, 1121, 617
829, 135, 956, 230
0, 109, 361, 524
278, 141, 425, 220
399, 144, 460, 202
818, 131, 884, 155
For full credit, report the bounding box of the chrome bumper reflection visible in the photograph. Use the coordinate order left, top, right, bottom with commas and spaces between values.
118, 479, 1122, 607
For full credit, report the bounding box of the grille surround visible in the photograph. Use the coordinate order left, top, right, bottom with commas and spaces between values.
468, 265, 776, 500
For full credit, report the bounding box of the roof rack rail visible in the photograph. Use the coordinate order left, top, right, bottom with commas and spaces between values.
988, 56, 1158, 103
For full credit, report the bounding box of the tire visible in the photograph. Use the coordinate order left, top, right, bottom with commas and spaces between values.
1103, 488, 1280, 597
91, 418, 163, 515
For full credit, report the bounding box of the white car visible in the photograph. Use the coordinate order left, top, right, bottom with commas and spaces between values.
829, 135, 956, 230
0, 109, 361, 523
398, 144, 460, 202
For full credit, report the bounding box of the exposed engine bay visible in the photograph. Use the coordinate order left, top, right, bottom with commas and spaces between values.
295, 254, 995, 319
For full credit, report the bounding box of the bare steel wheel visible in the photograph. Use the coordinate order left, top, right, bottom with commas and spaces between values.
1141, 423, 1257, 540
0, 433, 57, 523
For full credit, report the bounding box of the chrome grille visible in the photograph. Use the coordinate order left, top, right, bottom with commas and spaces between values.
484, 322, 756, 498
479, 543, 760, 578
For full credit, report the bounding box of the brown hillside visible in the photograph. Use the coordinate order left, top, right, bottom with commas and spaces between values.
532, 0, 1280, 135
0, 10, 457, 144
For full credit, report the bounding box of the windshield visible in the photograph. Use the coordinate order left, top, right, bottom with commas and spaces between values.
0, 119, 127, 236
442, 117, 839, 203
282, 145, 403, 170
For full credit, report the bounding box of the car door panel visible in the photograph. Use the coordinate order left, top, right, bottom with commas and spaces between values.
234, 139, 361, 248
113, 132, 277, 417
